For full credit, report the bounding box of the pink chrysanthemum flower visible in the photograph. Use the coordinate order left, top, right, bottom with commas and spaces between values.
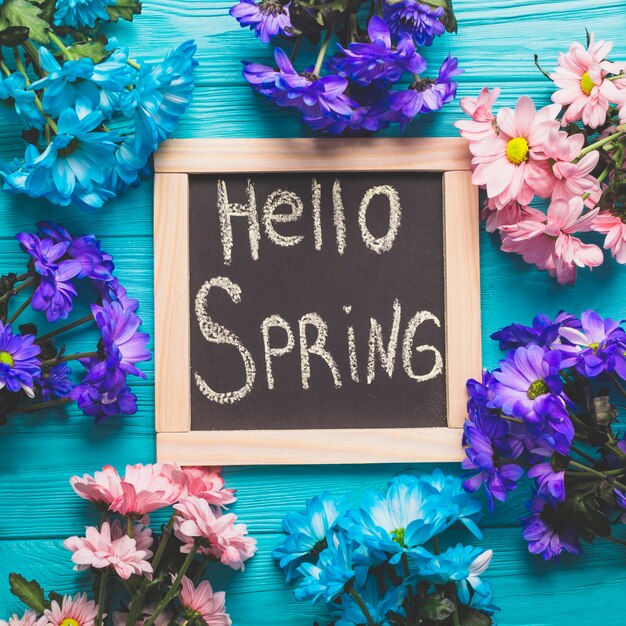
64, 521, 153, 580
593, 212, 626, 263
112, 604, 171, 626
542, 128, 600, 202
70, 465, 123, 509
454, 86, 500, 141
43, 593, 98, 626
551, 34, 623, 128
0, 610, 43, 626
469, 95, 560, 208
174, 496, 257, 571
110, 463, 183, 517
179, 576, 232, 626
177, 466, 237, 507
481, 198, 544, 234
500, 196, 603, 284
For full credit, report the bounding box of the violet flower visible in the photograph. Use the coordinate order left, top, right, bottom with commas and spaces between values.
230, 0, 293, 43
383, 0, 446, 46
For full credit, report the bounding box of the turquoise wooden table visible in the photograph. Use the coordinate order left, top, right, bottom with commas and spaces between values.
1, 1, 625, 624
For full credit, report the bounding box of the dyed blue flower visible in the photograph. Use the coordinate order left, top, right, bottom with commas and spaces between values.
54, 0, 115, 28
0, 322, 41, 398
40, 363, 72, 401
295, 532, 356, 604
16, 231, 82, 322
521, 495, 581, 560
230, 0, 293, 43
491, 312, 578, 351
390, 55, 460, 122
333, 579, 405, 626
96, 42, 136, 118
122, 41, 197, 163
273, 491, 347, 582
334, 16, 426, 86
383, 0, 445, 46
418, 544, 493, 605
0, 73, 46, 131
557, 310, 626, 378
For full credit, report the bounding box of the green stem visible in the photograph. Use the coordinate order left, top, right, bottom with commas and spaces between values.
450, 584, 460, 626
568, 411, 590, 434
127, 517, 133, 537
432, 535, 440, 555
347, 587, 375, 626
7, 294, 33, 325
500, 414, 524, 424
127, 58, 141, 70
597, 163, 611, 185
151, 512, 176, 573
0, 61, 10, 77
607, 73, 625, 81
22, 41, 44, 76
0, 276, 35, 304
13, 47, 30, 86
48, 32, 74, 60
10, 397, 71, 414
576, 127, 626, 160
96, 570, 108, 626
290, 36, 301, 63
609, 372, 626, 400
313, 26, 333, 77
36, 313, 95, 343
42, 351, 98, 366
569, 445, 598, 467
604, 535, 626, 547
568, 459, 626, 491
142, 545, 199, 626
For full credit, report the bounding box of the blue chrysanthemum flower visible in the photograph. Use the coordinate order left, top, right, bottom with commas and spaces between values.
491, 312, 579, 351
383, 0, 445, 46
40, 363, 72, 401
30, 48, 99, 117
95, 41, 136, 119
230, 0, 293, 43
521, 495, 581, 560
54, 0, 115, 29
295, 532, 356, 604
332, 579, 405, 626
333, 16, 426, 87
0, 73, 46, 130
0, 322, 41, 398
418, 544, 493, 606
273, 491, 347, 582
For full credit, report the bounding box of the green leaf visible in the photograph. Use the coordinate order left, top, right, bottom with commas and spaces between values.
564, 491, 610, 542
48, 591, 63, 607
68, 33, 109, 63
459, 608, 493, 626
0, 24, 29, 46
106, 0, 142, 23
32, 0, 56, 24
0, 0, 49, 43
9, 573, 46, 613
416, 591, 456, 621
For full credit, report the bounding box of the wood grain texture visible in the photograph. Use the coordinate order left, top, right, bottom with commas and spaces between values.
0, 1, 625, 624
443, 171, 481, 428
154, 174, 191, 432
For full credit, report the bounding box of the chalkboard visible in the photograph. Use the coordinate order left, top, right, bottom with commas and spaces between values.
153, 138, 480, 465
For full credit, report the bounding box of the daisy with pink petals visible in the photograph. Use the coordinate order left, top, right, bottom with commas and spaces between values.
0, 610, 43, 626
542, 128, 600, 202
551, 34, 623, 128
179, 576, 232, 626
174, 496, 257, 571
43, 593, 98, 626
64, 521, 153, 580
593, 212, 626, 263
179, 467, 237, 507
70, 465, 123, 509
481, 198, 544, 234
500, 196, 603, 285
470, 95, 560, 208
454, 86, 500, 141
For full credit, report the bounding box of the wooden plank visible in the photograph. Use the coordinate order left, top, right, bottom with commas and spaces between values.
154, 174, 191, 432
157, 427, 464, 465
154, 137, 472, 173
443, 171, 481, 428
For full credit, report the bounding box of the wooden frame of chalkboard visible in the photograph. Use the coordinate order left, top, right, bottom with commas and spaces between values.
153, 138, 479, 465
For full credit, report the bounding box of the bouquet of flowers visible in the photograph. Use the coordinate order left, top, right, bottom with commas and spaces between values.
0, 0, 197, 209
0, 221, 150, 423
455, 33, 626, 284
462, 310, 626, 560
230, 0, 460, 135
3, 463, 256, 626
273, 471, 498, 626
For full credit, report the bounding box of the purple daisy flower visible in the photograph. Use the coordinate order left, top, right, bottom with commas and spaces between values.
383, 0, 445, 46
558, 310, 626, 378
0, 322, 41, 398
333, 16, 426, 87
16, 231, 82, 322
389, 55, 461, 123
522, 496, 581, 560
491, 312, 579, 351
230, 0, 293, 44
527, 459, 566, 503
70, 370, 138, 422
462, 407, 524, 511
40, 363, 72, 401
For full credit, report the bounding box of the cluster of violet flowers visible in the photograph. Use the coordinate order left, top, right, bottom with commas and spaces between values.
273, 471, 499, 626
230, 0, 459, 135
0, 221, 150, 423
462, 310, 626, 561
0, 0, 196, 209
3, 463, 256, 626
455, 33, 626, 285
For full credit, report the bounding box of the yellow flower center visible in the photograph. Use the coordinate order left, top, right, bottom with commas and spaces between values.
0, 351, 14, 367
527, 379, 550, 400
60, 620, 79, 626
391, 527, 406, 548
580, 71, 595, 96
589, 342, 600, 354
506, 137, 529, 165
